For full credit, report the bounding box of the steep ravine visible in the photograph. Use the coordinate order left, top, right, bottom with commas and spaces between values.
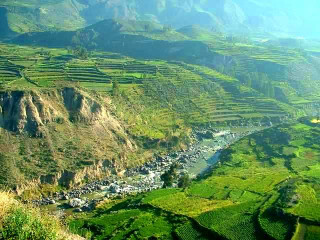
0, 87, 137, 194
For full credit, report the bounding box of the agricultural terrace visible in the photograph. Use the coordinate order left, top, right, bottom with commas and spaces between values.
0, 44, 296, 134
70, 119, 320, 240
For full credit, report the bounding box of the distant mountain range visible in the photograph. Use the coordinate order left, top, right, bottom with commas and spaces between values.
1, 0, 320, 39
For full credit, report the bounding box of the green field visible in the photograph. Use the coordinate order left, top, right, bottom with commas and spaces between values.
68, 118, 320, 239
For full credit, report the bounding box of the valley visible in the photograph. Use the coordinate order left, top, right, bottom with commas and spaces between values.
35, 127, 263, 211
68, 118, 320, 240
0, 40, 305, 194
0, 2, 320, 239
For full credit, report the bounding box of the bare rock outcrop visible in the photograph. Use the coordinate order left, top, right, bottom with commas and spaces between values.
0, 91, 59, 136
0, 87, 137, 191
61, 87, 135, 150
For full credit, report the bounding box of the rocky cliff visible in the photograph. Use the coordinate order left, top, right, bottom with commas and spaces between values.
0, 87, 137, 192
0, 90, 59, 137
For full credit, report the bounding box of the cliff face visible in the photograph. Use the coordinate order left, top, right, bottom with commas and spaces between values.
0, 88, 137, 190
62, 87, 121, 129
0, 91, 59, 137
61, 87, 135, 151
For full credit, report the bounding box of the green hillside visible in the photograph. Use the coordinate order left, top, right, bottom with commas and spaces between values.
0, 0, 85, 34
0, 42, 303, 195
10, 19, 320, 107
0, 191, 81, 240
70, 118, 320, 240
0, 2, 320, 240
2, 17, 320, 198
0, 43, 297, 125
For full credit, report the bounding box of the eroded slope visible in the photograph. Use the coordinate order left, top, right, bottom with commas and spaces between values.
0, 87, 136, 190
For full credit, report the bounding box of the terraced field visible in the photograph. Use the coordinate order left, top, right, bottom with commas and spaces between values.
205, 39, 320, 105
0, 44, 297, 131
66, 60, 110, 84
25, 60, 68, 87
0, 57, 20, 84
70, 118, 320, 240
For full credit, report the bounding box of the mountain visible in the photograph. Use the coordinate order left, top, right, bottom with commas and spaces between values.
1, 0, 320, 39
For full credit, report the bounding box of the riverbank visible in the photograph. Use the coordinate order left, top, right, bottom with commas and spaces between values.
35, 126, 266, 214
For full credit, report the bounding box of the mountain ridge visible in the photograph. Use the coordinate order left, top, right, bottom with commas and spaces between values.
1, 0, 320, 39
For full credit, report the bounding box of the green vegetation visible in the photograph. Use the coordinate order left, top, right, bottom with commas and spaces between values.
197, 201, 260, 240
69, 118, 320, 239
0, 191, 78, 240
161, 163, 179, 188
175, 222, 206, 240
0, 33, 318, 196
69, 196, 191, 240
0, 1, 320, 240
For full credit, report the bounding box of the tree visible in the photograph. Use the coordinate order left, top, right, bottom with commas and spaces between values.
112, 80, 120, 96
161, 163, 179, 188
67, 47, 73, 54
73, 46, 88, 59
178, 173, 191, 188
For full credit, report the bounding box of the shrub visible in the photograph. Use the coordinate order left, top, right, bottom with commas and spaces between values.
0, 192, 81, 240
1, 208, 57, 240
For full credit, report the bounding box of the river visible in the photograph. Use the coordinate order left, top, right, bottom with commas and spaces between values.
40, 126, 265, 214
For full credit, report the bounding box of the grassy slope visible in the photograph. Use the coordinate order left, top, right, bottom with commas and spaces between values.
70, 118, 320, 240
0, 0, 85, 33
0, 191, 82, 240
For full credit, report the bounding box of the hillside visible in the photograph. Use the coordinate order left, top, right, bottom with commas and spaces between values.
9, 19, 320, 106
0, 42, 303, 196
0, 87, 139, 190
0, 191, 82, 239
0, 2, 319, 240
1, 0, 320, 39
69, 118, 320, 240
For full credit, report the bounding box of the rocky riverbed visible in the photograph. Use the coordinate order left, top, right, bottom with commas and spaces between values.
34, 127, 266, 213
